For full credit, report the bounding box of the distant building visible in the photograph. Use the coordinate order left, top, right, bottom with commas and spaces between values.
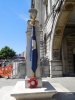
10, 51, 26, 78
12, 60, 26, 78
18, 51, 26, 59
20, 51, 26, 59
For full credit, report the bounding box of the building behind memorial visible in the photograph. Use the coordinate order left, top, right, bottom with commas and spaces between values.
31, 0, 75, 77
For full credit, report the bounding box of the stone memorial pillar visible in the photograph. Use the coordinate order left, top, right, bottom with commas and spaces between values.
25, 8, 42, 88
11, 7, 57, 100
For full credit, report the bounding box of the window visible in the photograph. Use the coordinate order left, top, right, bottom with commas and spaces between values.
31, 0, 35, 8
50, 0, 52, 12
46, 3, 48, 18
43, 0, 48, 19
44, 34, 47, 54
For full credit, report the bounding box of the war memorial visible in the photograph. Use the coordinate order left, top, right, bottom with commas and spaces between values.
11, 4, 57, 99
11, 0, 75, 100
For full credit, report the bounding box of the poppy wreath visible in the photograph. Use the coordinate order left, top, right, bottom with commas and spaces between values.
28, 77, 38, 88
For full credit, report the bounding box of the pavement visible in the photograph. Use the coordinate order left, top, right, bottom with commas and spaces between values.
47, 77, 75, 92
0, 78, 24, 100
0, 78, 24, 88
0, 77, 75, 100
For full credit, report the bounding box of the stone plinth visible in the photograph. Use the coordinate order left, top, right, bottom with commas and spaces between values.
11, 80, 57, 100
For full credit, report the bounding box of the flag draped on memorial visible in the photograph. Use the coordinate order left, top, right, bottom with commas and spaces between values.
30, 26, 38, 74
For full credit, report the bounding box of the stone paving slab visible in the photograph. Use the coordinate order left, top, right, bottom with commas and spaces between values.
0, 86, 15, 100
47, 77, 75, 92
0, 78, 24, 88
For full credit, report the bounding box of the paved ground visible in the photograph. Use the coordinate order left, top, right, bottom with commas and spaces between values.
47, 77, 75, 92
0, 77, 75, 100
0, 78, 24, 88
0, 78, 24, 100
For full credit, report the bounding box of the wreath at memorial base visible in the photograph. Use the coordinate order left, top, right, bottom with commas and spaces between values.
28, 77, 38, 88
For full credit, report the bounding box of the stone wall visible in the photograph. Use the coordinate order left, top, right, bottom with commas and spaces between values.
50, 60, 62, 77
62, 26, 75, 75
12, 61, 26, 78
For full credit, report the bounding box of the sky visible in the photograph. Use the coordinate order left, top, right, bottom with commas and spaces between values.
0, 0, 31, 54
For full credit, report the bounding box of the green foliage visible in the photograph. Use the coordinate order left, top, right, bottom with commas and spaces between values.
0, 46, 16, 59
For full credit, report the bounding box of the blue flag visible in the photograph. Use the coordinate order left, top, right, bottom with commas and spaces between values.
30, 26, 38, 73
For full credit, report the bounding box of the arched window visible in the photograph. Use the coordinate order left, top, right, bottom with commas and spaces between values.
43, 0, 48, 19
44, 34, 47, 54
46, 3, 48, 18
31, 0, 35, 8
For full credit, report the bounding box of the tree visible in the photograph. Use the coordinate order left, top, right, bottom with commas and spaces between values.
0, 46, 16, 59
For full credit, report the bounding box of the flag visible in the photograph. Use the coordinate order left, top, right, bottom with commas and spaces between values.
30, 26, 38, 73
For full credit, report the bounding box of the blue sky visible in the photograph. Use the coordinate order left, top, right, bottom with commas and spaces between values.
0, 0, 31, 54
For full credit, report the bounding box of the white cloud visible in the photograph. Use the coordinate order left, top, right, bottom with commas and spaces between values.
7, 6, 29, 22
19, 14, 29, 22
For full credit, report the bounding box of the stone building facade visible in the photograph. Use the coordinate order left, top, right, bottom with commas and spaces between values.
31, 0, 75, 77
